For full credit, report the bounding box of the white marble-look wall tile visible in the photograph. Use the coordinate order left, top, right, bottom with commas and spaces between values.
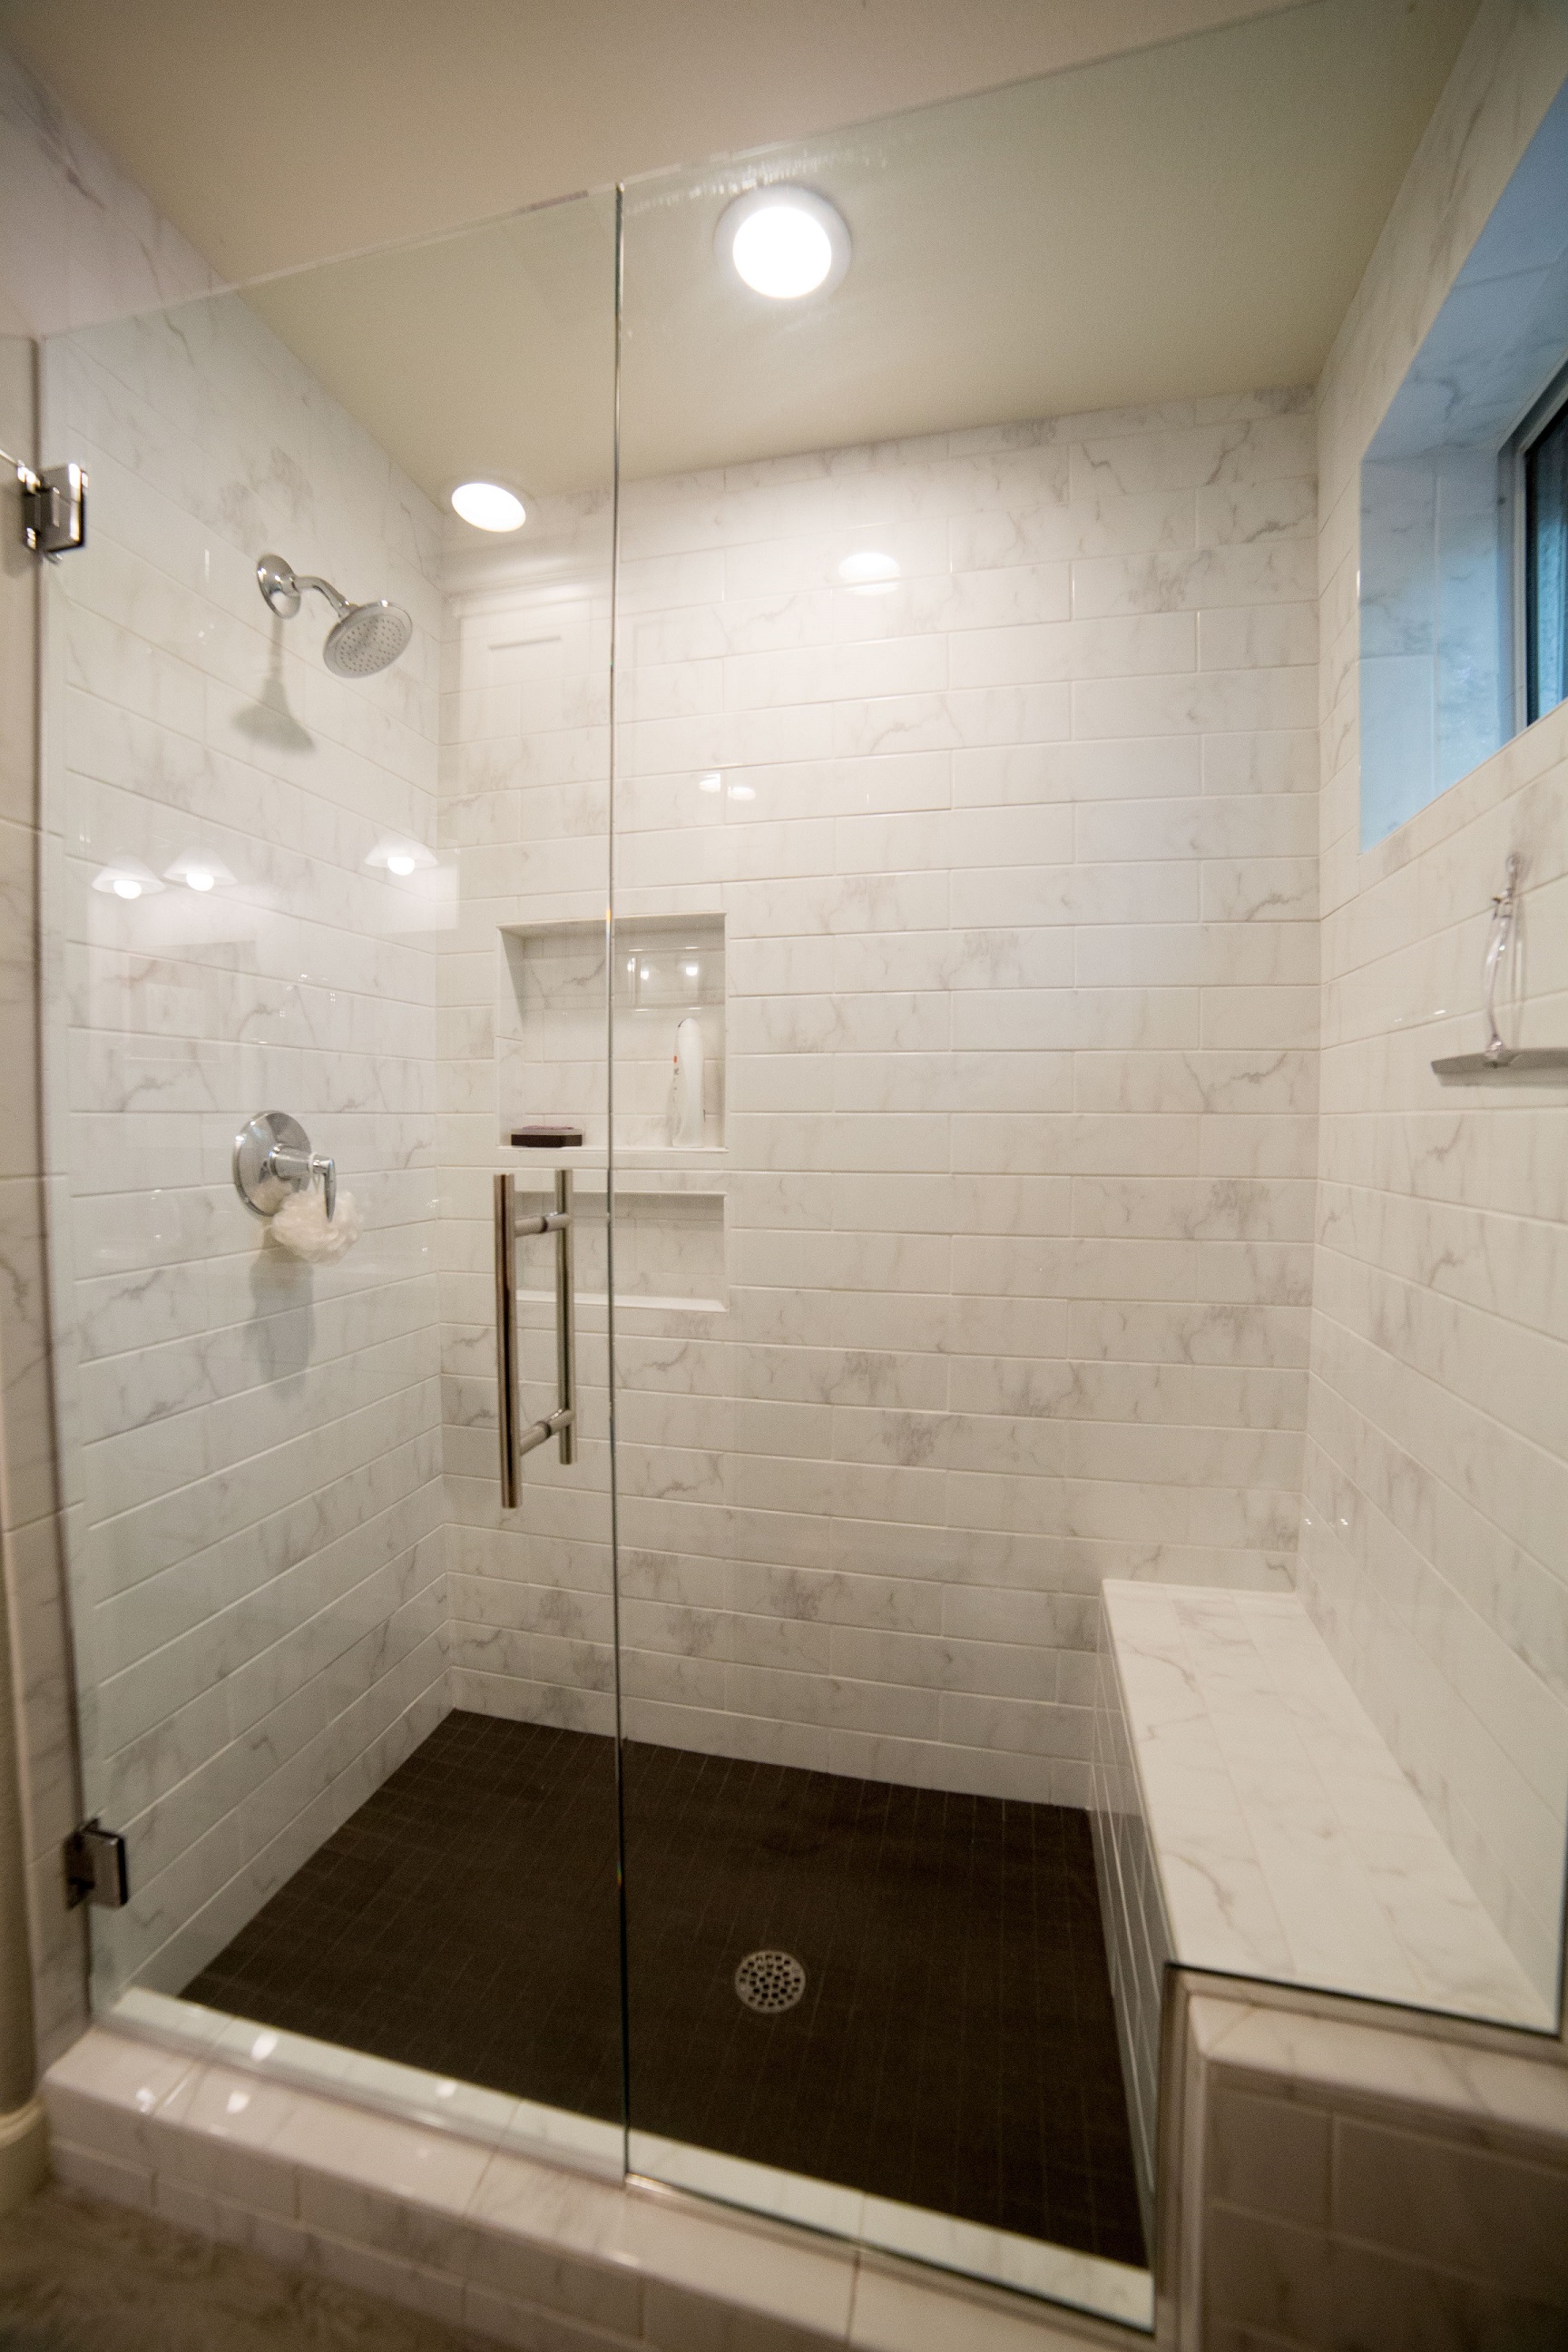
1171, 1984, 1568, 2350
444, 392, 1320, 1802
0, 40, 224, 2073
0, 48, 218, 338
36, 271, 450, 2002
0, 322, 91, 2074
1310, 0, 1568, 2014
1091, 1623, 1171, 2242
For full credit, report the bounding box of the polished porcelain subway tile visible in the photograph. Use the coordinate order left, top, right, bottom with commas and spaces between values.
1102, 1581, 1553, 2026
60, 368, 1337, 1862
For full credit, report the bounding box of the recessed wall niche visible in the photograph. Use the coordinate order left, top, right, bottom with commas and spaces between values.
498, 913, 725, 1152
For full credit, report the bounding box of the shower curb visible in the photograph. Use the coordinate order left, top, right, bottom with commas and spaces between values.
41, 2025, 1137, 2352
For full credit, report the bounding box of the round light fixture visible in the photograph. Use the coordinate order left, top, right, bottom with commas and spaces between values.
717, 186, 850, 301
113, 875, 142, 899
450, 479, 526, 534
386, 852, 416, 877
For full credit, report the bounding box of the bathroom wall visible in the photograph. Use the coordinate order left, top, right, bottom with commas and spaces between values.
442, 396, 1319, 1801
40, 281, 451, 1998
0, 44, 223, 2068
0, 336, 47, 2149
1357, 74, 1568, 849
1162, 1977, 1568, 2347
1307, 0, 1568, 2014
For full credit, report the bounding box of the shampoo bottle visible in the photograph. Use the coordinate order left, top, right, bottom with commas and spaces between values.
671, 1015, 705, 1147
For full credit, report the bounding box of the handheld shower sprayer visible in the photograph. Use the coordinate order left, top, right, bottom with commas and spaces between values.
257, 553, 413, 677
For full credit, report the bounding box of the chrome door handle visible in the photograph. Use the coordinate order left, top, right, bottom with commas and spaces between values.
494, 1169, 577, 1505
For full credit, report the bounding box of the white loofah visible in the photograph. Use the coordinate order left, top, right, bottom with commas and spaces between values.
269, 1185, 361, 1264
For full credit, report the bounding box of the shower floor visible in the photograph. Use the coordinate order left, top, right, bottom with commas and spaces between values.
182, 1710, 1145, 2269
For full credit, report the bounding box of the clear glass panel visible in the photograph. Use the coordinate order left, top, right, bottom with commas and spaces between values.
32, 0, 1567, 2321
611, 5, 1559, 2329
40, 191, 625, 2156
1526, 394, 1568, 725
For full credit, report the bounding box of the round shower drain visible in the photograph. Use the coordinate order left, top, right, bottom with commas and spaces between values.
733, 1950, 806, 2014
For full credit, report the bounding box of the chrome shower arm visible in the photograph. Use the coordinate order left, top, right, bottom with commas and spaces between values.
291, 573, 352, 622
257, 553, 349, 622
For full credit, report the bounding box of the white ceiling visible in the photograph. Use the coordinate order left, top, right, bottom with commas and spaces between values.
225, 0, 1477, 497
0, 0, 1313, 283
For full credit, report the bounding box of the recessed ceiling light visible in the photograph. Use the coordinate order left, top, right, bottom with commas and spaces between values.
450, 479, 525, 533
717, 187, 850, 301
838, 551, 901, 593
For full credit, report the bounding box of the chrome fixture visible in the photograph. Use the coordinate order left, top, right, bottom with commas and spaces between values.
495, 1170, 577, 1501
1433, 854, 1568, 1077
233, 1110, 338, 1220
64, 1818, 129, 1909
733, 1951, 807, 2014
256, 552, 412, 676
2, 446, 87, 558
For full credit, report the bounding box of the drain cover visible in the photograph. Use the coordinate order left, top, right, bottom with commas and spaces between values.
733, 1949, 806, 2014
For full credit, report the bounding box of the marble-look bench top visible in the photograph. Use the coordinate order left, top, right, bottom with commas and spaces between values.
1102, 1582, 1553, 2031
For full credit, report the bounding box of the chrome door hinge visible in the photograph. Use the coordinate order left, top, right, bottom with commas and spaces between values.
64, 1818, 128, 1909
19, 460, 87, 558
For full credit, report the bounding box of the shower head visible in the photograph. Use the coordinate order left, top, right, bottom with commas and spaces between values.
321, 599, 413, 678
256, 553, 412, 678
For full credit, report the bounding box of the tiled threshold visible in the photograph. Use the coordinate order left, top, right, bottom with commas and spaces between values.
43, 2024, 1151, 2352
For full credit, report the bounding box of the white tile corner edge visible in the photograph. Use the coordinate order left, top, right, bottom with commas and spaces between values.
48, 2021, 1138, 2350
630, 2129, 1153, 2335
102, 1984, 624, 2177
858, 2194, 1153, 2334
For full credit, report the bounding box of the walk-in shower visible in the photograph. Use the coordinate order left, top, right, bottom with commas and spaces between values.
33, 2, 1564, 2336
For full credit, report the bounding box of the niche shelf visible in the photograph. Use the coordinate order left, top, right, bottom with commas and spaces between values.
498, 914, 725, 1154
513, 1172, 725, 1314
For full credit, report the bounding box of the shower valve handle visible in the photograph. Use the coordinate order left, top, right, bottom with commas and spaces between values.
233, 1112, 337, 1221
270, 1147, 337, 1220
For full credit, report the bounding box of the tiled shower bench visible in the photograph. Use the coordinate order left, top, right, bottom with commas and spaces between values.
1091, 1581, 1552, 2225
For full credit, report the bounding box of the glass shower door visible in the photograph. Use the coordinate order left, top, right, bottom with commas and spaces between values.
38, 190, 627, 2156
610, 83, 1154, 2328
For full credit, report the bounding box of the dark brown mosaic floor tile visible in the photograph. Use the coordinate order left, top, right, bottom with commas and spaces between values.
183, 1712, 1145, 2270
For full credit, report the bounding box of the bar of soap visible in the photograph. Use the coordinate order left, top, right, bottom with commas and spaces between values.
511, 1123, 583, 1147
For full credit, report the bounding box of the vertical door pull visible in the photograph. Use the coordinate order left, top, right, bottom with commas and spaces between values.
495, 1170, 577, 1505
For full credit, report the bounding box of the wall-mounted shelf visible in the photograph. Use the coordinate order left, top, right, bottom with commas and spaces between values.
512, 1172, 725, 1310
1431, 859, 1568, 1079
1433, 1048, 1568, 1077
